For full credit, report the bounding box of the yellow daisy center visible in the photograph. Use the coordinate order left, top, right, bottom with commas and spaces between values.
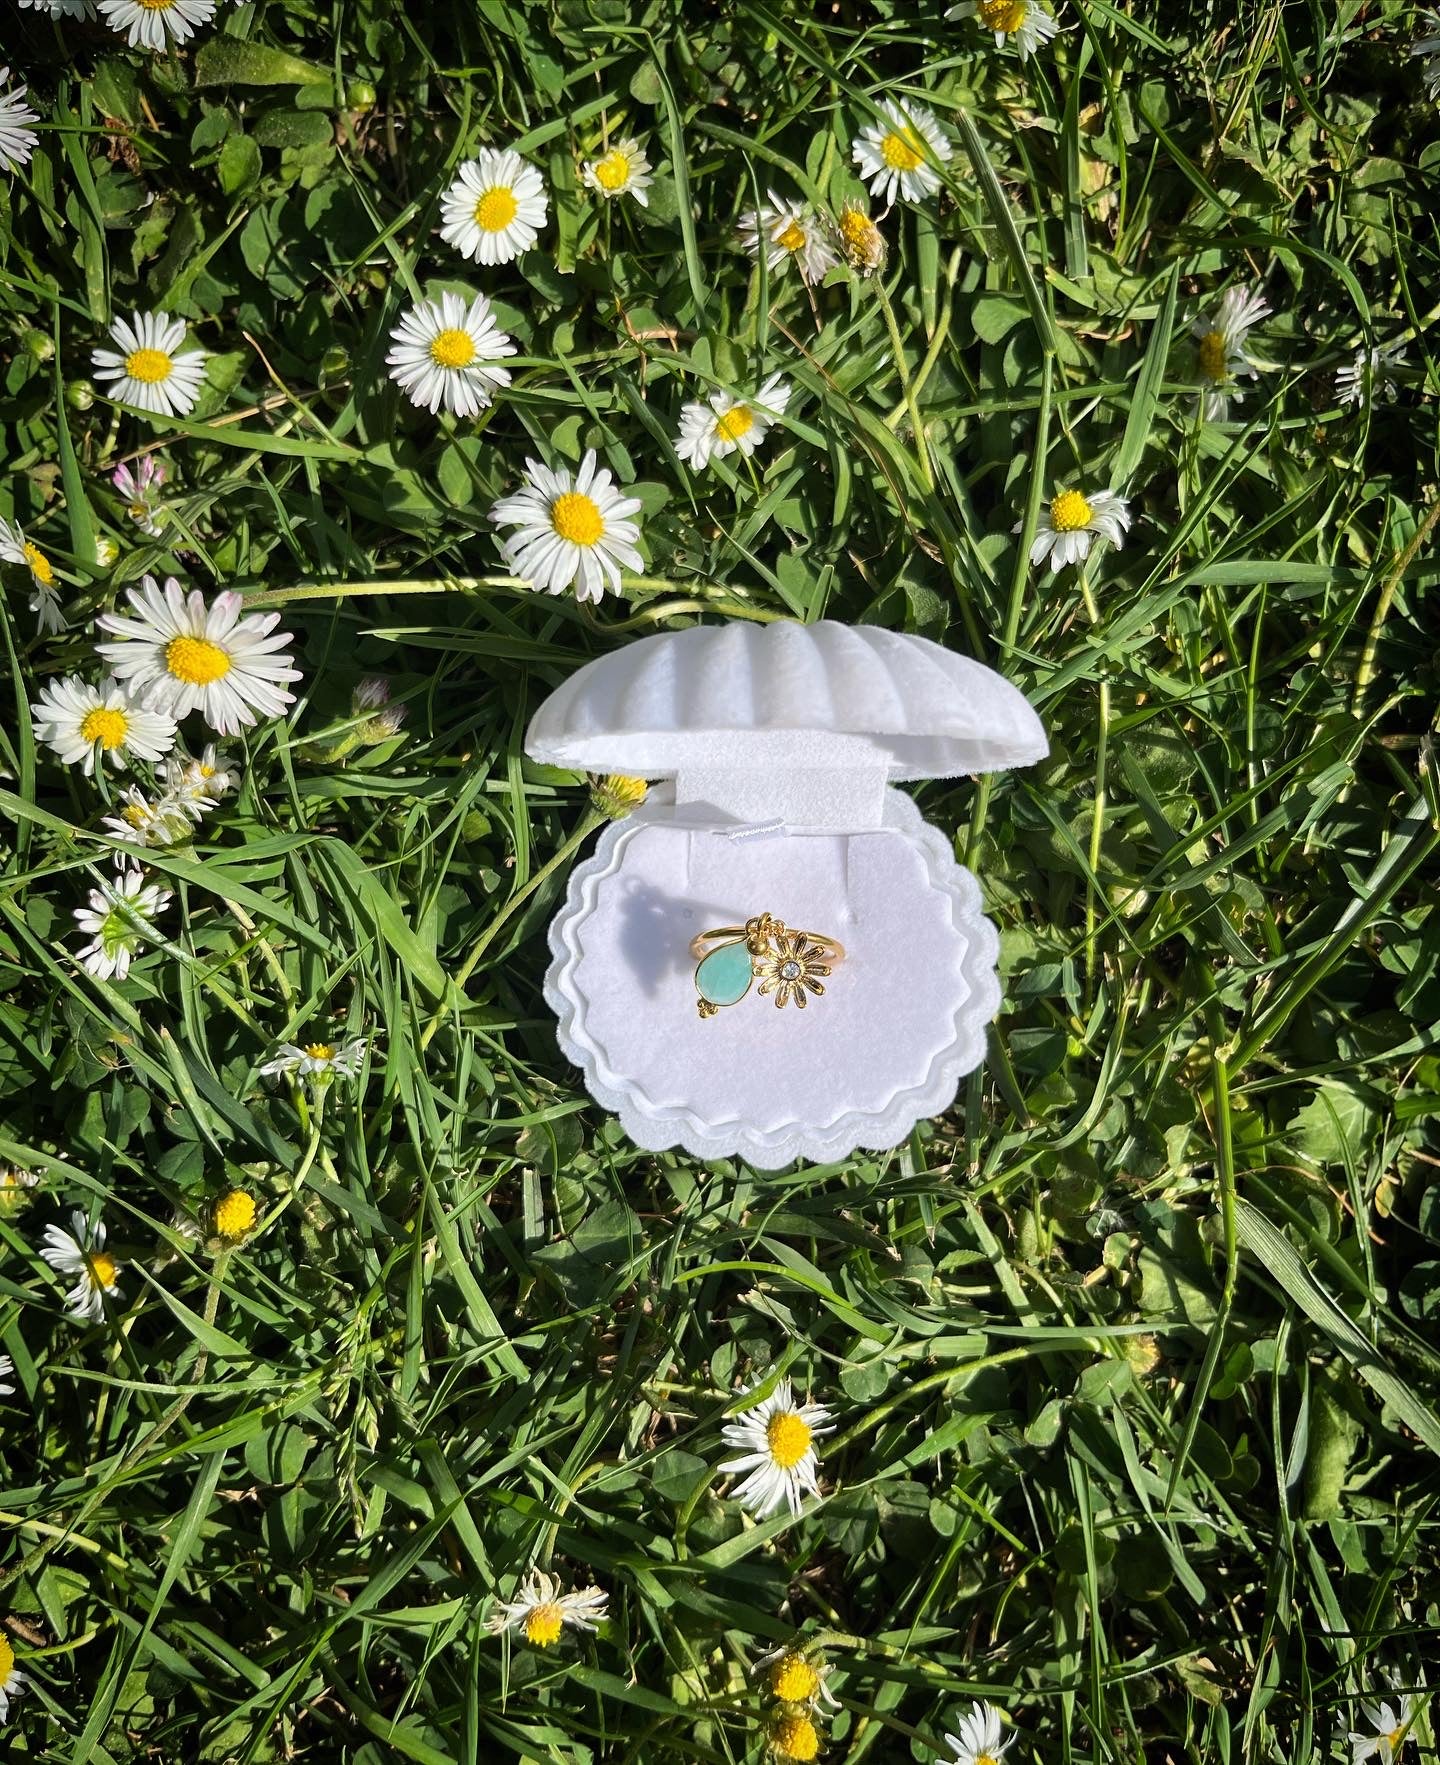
1050, 488, 1094, 532
213, 1189, 257, 1238
473, 186, 519, 232
771, 1655, 821, 1703
840, 208, 874, 250
774, 1713, 820, 1761
123, 803, 151, 828
166, 634, 232, 686
978, 0, 1029, 29
766, 1410, 813, 1469
88, 1251, 117, 1288
593, 150, 630, 191
881, 129, 924, 172
523, 1603, 565, 1647
1197, 329, 1229, 382
138, 0, 177, 9
1387, 1731, 1406, 1753
429, 328, 477, 370
550, 491, 605, 547
80, 706, 130, 750
124, 347, 173, 384
978, 1755, 1001, 1765
0, 1636, 13, 1680
715, 405, 755, 443
304, 1042, 335, 1062
23, 542, 55, 587
774, 219, 808, 253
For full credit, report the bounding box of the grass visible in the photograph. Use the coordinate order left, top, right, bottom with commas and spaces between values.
2, 0, 1439, 1760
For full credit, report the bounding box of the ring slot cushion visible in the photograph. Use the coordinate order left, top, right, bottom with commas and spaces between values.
526, 619, 1046, 1169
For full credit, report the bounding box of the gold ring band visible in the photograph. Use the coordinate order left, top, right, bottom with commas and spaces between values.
691, 913, 843, 1018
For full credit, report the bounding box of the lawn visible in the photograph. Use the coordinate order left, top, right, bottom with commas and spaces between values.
1, 0, 1438, 1761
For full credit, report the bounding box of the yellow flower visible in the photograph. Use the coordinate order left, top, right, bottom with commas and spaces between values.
213, 1189, 258, 1240
590, 773, 648, 819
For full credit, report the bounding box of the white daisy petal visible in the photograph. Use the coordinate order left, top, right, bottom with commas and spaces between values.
717, 1375, 833, 1519
0, 515, 67, 632
30, 674, 178, 776
949, 0, 1062, 59
71, 869, 171, 982
581, 136, 653, 207
488, 449, 644, 604
737, 189, 838, 282
387, 291, 516, 418
39, 1209, 124, 1323
0, 67, 40, 175
259, 1036, 369, 1082
674, 375, 794, 471
851, 98, 953, 206
1021, 485, 1132, 576
439, 146, 549, 265
92, 309, 209, 418
943, 1699, 1017, 1765
487, 1570, 608, 1646
96, 0, 217, 50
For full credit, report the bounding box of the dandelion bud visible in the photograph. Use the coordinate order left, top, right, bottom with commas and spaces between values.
589, 773, 647, 819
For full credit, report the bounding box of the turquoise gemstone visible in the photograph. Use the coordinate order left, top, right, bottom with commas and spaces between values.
695, 940, 754, 1008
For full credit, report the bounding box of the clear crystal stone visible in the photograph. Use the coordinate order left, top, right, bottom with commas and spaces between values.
780, 960, 802, 980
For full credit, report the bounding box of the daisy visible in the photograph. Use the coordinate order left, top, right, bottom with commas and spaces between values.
1192, 284, 1270, 421
1336, 341, 1408, 409
386, 291, 516, 418
852, 99, 953, 206
39, 1209, 124, 1323
0, 68, 40, 176
100, 784, 196, 849
74, 869, 171, 980
487, 1570, 608, 1647
950, 0, 1061, 59
737, 190, 838, 283
1349, 1682, 1418, 1765
943, 1700, 1017, 1765
30, 674, 178, 776
97, 0, 217, 52
489, 450, 644, 604
833, 200, 887, 276
259, 1036, 369, 1081
112, 455, 167, 535
92, 311, 208, 419
1413, 10, 1440, 101
18, 0, 95, 12
589, 773, 647, 819
0, 515, 65, 635
162, 743, 237, 812
1026, 486, 1131, 574
96, 574, 301, 735
755, 1644, 840, 1710
581, 135, 652, 206
0, 1166, 41, 1218
719, 1376, 833, 1519
439, 146, 548, 266
770, 1711, 823, 1761
0, 1354, 12, 1397
212, 1188, 258, 1240
0, 1628, 27, 1724
675, 374, 793, 471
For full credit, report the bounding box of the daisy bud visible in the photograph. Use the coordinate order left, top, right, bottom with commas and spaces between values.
66, 380, 95, 412
361, 704, 408, 742
0, 1166, 41, 1219
589, 773, 648, 820
351, 677, 391, 713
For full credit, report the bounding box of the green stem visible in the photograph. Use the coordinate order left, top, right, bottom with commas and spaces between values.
875, 281, 936, 493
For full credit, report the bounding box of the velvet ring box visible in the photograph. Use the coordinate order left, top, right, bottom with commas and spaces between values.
525, 619, 1047, 1170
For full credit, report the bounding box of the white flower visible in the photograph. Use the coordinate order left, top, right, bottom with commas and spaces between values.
1191, 284, 1270, 420
39, 1209, 123, 1323
96, 573, 301, 735
943, 1700, 1017, 1765
30, 674, 178, 776
98, 0, 217, 51
0, 515, 66, 635
852, 98, 953, 205
73, 869, 171, 981
112, 455, 167, 535
0, 1353, 12, 1396
100, 784, 197, 849
18, 0, 94, 12
581, 136, 652, 207
489, 450, 644, 604
754, 1643, 840, 1710
92, 311, 208, 419
386, 291, 516, 419
1026, 486, 1131, 573
162, 742, 237, 812
949, 0, 1061, 58
718, 1375, 833, 1519
487, 1570, 608, 1647
675, 374, 793, 471
259, 1036, 369, 1081
439, 147, 548, 265
1336, 341, 1408, 409
833, 200, 887, 276
0, 1166, 41, 1218
0, 67, 40, 175
0, 1625, 27, 1723
737, 190, 838, 283
1413, 10, 1440, 101
1350, 1685, 1419, 1765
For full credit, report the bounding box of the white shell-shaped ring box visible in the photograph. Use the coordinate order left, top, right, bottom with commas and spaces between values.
526, 620, 1047, 1170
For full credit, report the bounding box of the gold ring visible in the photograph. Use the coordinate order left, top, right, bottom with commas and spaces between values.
690, 912, 844, 1018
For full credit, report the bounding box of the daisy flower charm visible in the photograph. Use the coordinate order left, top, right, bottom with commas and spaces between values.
386, 292, 516, 418
852, 98, 953, 205
719, 1375, 833, 1518
487, 1570, 608, 1647
1192, 284, 1270, 421
1026, 486, 1131, 574
950, 0, 1061, 59
581, 136, 653, 206
96, 574, 301, 735
675, 374, 792, 471
97, 0, 217, 51
737, 190, 838, 283
439, 146, 548, 265
39, 1210, 124, 1323
92, 311, 209, 419
0, 67, 40, 175
943, 1700, 1017, 1765
488, 450, 644, 604
30, 674, 178, 775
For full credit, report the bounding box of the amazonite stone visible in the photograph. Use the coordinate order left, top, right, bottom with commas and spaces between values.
695, 941, 753, 1007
